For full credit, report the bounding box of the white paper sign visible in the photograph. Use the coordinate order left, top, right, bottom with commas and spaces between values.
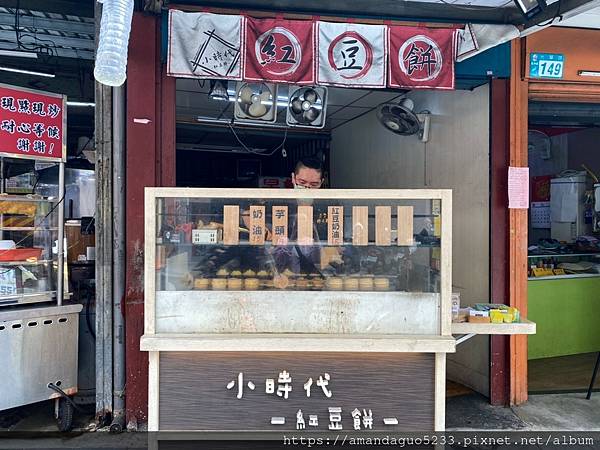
508, 166, 529, 209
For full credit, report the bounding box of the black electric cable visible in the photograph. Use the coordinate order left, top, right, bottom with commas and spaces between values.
438, 0, 513, 11
535, 0, 563, 27
227, 123, 288, 157
47, 383, 85, 412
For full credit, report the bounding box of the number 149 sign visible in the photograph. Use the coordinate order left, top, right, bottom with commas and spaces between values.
530, 53, 564, 79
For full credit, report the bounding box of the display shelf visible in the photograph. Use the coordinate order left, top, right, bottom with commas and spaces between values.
0, 195, 58, 203
528, 253, 600, 258
0, 227, 58, 231
0, 260, 53, 266
158, 241, 440, 248
451, 318, 536, 335
140, 333, 457, 353
0, 291, 56, 306
528, 273, 600, 280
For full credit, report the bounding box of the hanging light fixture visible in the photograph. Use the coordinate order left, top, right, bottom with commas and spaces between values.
514, 0, 547, 19
208, 80, 229, 101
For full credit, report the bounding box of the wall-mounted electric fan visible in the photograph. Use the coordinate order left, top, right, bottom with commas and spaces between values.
286, 86, 327, 129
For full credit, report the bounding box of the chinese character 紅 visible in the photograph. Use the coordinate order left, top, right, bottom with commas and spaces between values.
17, 99, 30, 114
226, 372, 256, 399
279, 45, 296, 64
276, 370, 292, 399
260, 34, 277, 65
1, 97, 16, 111
328, 407, 342, 430
31, 102, 46, 116
1, 119, 16, 134
296, 409, 305, 430
316, 373, 332, 398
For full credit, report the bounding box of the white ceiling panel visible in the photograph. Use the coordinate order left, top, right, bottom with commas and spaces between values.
407, 0, 513, 6
327, 105, 372, 120
326, 87, 371, 108
555, 6, 600, 29
351, 91, 404, 107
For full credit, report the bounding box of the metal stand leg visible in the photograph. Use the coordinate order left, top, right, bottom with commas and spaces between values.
586, 352, 600, 400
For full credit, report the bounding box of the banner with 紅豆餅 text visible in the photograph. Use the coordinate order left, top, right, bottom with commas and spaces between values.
167, 11, 456, 90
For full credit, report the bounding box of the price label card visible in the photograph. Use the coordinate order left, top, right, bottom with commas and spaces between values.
397, 206, 414, 246
530, 53, 564, 79
375, 206, 391, 246
297, 205, 313, 245
0, 269, 17, 296
328, 206, 344, 246
223, 205, 240, 245
249, 206, 266, 245
352, 206, 369, 246
272, 206, 288, 245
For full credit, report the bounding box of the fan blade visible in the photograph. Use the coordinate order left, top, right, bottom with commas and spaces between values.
304, 107, 320, 123
304, 89, 317, 103
259, 90, 272, 103
248, 102, 267, 118
291, 98, 304, 114
384, 117, 400, 131
239, 86, 254, 104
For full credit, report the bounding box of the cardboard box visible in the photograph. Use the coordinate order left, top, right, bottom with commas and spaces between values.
468, 315, 491, 323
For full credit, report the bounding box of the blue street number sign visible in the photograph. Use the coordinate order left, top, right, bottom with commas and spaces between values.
530, 53, 564, 79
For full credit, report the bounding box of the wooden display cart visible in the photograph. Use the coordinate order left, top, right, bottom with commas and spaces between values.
141, 188, 534, 435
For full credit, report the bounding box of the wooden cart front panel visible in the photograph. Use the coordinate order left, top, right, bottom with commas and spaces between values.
158, 351, 435, 431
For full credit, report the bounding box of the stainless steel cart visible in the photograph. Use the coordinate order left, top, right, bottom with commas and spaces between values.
0, 84, 79, 431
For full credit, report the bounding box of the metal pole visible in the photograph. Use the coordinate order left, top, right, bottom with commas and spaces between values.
110, 85, 126, 433
57, 161, 64, 306
94, 0, 114, 425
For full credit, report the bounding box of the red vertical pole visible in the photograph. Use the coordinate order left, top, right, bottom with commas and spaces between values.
125, 11, 176, 425
489, 78, 510, 406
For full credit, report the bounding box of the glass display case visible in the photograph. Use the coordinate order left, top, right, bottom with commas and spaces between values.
0, 195, 60, 305
142, 188, 454, 433
528, 253, 600, 280
145, 188, 452, 336
0, 156, 64, 307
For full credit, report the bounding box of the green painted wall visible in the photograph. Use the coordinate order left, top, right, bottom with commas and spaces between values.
528, 277, 600, 360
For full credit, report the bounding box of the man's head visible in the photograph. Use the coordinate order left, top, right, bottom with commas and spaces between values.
291, 156, 323, 189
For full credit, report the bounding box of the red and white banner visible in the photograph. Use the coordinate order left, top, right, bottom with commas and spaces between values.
388, 26, 456, 90
167, 12, 459, 91
244, 17, 314, 84
316, 21, 387, 88
0, 84, 65, 162
168, 10, 245, 80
